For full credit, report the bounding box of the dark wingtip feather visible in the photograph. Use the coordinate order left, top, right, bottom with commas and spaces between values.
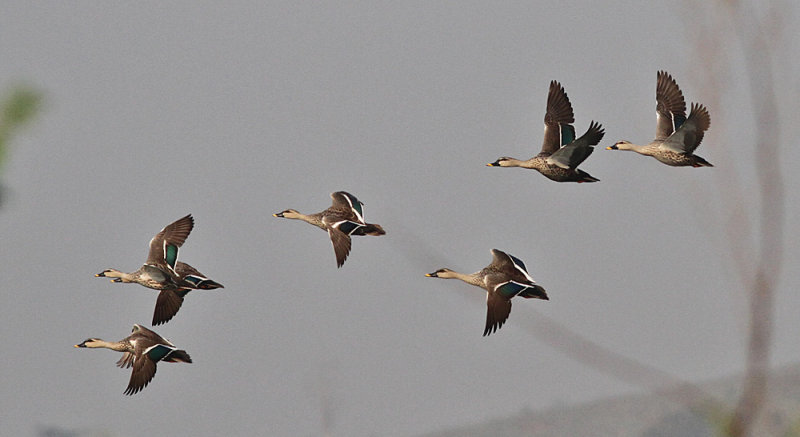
152, 290, 184, 326
545, 80, 575, 125
124, 380, 148, 396
583, 120, 605, 146
690, 102, 711, 131
483, 321, 503, 337
656, 71, 686, 115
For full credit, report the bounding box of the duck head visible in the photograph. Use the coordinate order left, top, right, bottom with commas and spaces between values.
425, 268, 455, 278
94, 269, 131, 282
74, 338, 103, 348
273, 209, 300, 219
487, 157, 516, 167
95, 269, 128, 283
606, 141, 632, 151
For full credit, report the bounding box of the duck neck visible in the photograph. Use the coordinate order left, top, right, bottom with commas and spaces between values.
617, 142, 654, 156
441, 270, 484, 288
501, 157, 535, 168
103, 269, 135, 283
84, 340, 130, 352
291, 212, 326, 230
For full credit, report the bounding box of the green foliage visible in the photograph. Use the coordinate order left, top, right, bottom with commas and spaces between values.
0, 86, 43, 170
784, 415, 800, 437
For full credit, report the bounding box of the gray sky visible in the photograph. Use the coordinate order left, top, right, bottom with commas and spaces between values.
1, 2, 798, 436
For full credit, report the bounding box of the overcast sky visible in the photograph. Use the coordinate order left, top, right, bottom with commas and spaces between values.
1, 2, 799, 436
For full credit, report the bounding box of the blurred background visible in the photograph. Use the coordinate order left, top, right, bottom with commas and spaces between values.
1, 2, 797, 436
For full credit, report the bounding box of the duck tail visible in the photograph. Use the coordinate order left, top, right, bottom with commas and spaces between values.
181, 275, 224, 290
197, 278, 224, 289
164, 349, 192, 364
361, 223, 386, 236
520, 284, 549, 300
693, 156, 714, 167
576, 170, 600, 183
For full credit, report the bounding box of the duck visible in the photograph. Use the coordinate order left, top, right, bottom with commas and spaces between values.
74, 324, 192, 395
274, 191, 385, 267
606, 71, 712, 167
95, 214, 223, 325
488, 80, 605, 183
426, 249, 548, 336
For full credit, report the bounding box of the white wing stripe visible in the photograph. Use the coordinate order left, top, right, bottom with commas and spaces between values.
508, 255, 536, 283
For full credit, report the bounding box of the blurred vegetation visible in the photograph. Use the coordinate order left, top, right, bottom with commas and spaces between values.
417, 365, 800, 437
0, 85, 42, 206
0, 86, 43, 172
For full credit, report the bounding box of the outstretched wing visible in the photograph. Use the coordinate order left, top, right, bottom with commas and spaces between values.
495, 280, 531, 299
546, 121, 604, 169
330, 191, 365, 223
124, 339, 164, 395
152, 289, 190, 326
145, 215, 194, 272
540, 80, 576, 156
484, 291, 512, 336
175, 262, 224, 289
661, 103, 711, 154
124, 355, 157, 395
489, 249, 537, 284
334, 220, 366, 236
487, 248, 510, 270
327, 226, 352, 268
116, 352, 135, 369
655, 71, 687, 140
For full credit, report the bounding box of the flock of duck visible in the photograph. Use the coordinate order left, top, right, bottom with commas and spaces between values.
75, 71, 711, 395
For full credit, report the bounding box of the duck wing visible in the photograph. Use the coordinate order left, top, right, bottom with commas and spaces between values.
322, 209, 360, 267
655, 71, 687, 140
661, 103, 710, 154
488, 249, 535, 282
131, 324, 173, 345
124, 354, 157, 395
487, 249, 546, 297
152, 289, 190, 325
330, 191, 365, 223
146, 215, 194, 273
546, 121, 604, 169
494, 280, 547, 300
175, 262, 224, 289
123, 325, 188, 395
332, 220, 366, 236
484, 290, 512, 336
540, 80, 576, 156
124, 336, 161, 395
116, 352, 135, 369
327, 228, 352, 268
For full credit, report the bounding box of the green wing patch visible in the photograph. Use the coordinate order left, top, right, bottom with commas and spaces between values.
165, 244, 179, 269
